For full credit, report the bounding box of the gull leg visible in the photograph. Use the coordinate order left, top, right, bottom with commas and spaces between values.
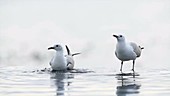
120, 61, 123, 73
132, 60, 135, 72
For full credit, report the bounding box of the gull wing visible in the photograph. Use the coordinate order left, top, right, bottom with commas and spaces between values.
65, 55, 74, 70
129, 42, 142, 57
72, 53, 81, 56
65, 45, 81, 70
65, 45, 81, 56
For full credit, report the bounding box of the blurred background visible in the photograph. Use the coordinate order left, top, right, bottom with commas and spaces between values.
0, 0, 170, 72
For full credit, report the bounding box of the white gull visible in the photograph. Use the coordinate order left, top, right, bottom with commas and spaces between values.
113, 34, 144, 72
48, 44, 80, 71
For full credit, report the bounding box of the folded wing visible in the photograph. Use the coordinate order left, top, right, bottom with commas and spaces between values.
130, 42, 144, 57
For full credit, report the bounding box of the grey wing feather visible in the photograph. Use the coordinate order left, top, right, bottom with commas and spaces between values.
130, 42, 142, 57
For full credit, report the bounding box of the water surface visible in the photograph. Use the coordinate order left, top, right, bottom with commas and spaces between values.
0, 66, 170, 96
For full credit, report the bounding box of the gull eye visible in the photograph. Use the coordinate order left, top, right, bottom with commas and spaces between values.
56, 45, 59, 47
120, 35, 122, 37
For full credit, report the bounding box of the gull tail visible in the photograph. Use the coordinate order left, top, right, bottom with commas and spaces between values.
139, 46, 144, 50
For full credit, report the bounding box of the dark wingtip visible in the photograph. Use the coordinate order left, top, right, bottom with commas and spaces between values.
72, 53, 81, 56
65, 45, 71, 55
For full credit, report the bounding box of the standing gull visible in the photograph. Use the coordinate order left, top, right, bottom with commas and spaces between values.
48, 44, 80, 71
113, 34, 144, 72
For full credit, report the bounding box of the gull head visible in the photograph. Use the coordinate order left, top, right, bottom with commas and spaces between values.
48, 44, 63, 51
113, 34, 125, 42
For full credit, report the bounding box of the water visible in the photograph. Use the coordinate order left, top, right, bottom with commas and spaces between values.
0, 66, 170, 96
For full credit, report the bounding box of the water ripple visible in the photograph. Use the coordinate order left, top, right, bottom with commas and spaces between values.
0, 67, 170, 96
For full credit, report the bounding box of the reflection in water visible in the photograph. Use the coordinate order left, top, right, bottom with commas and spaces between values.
50, 72, 74, 96
116, 73, 141, 96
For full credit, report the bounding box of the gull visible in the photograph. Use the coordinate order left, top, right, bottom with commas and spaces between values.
48, 44, 80, 71
113, 34, 144, 72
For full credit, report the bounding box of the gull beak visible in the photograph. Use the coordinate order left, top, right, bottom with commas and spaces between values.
48, 47, 54, 50
113, 34, 118, 38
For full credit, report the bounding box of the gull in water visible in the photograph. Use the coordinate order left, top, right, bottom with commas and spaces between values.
48, 44, 80, 71
113, 34, 144, 72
